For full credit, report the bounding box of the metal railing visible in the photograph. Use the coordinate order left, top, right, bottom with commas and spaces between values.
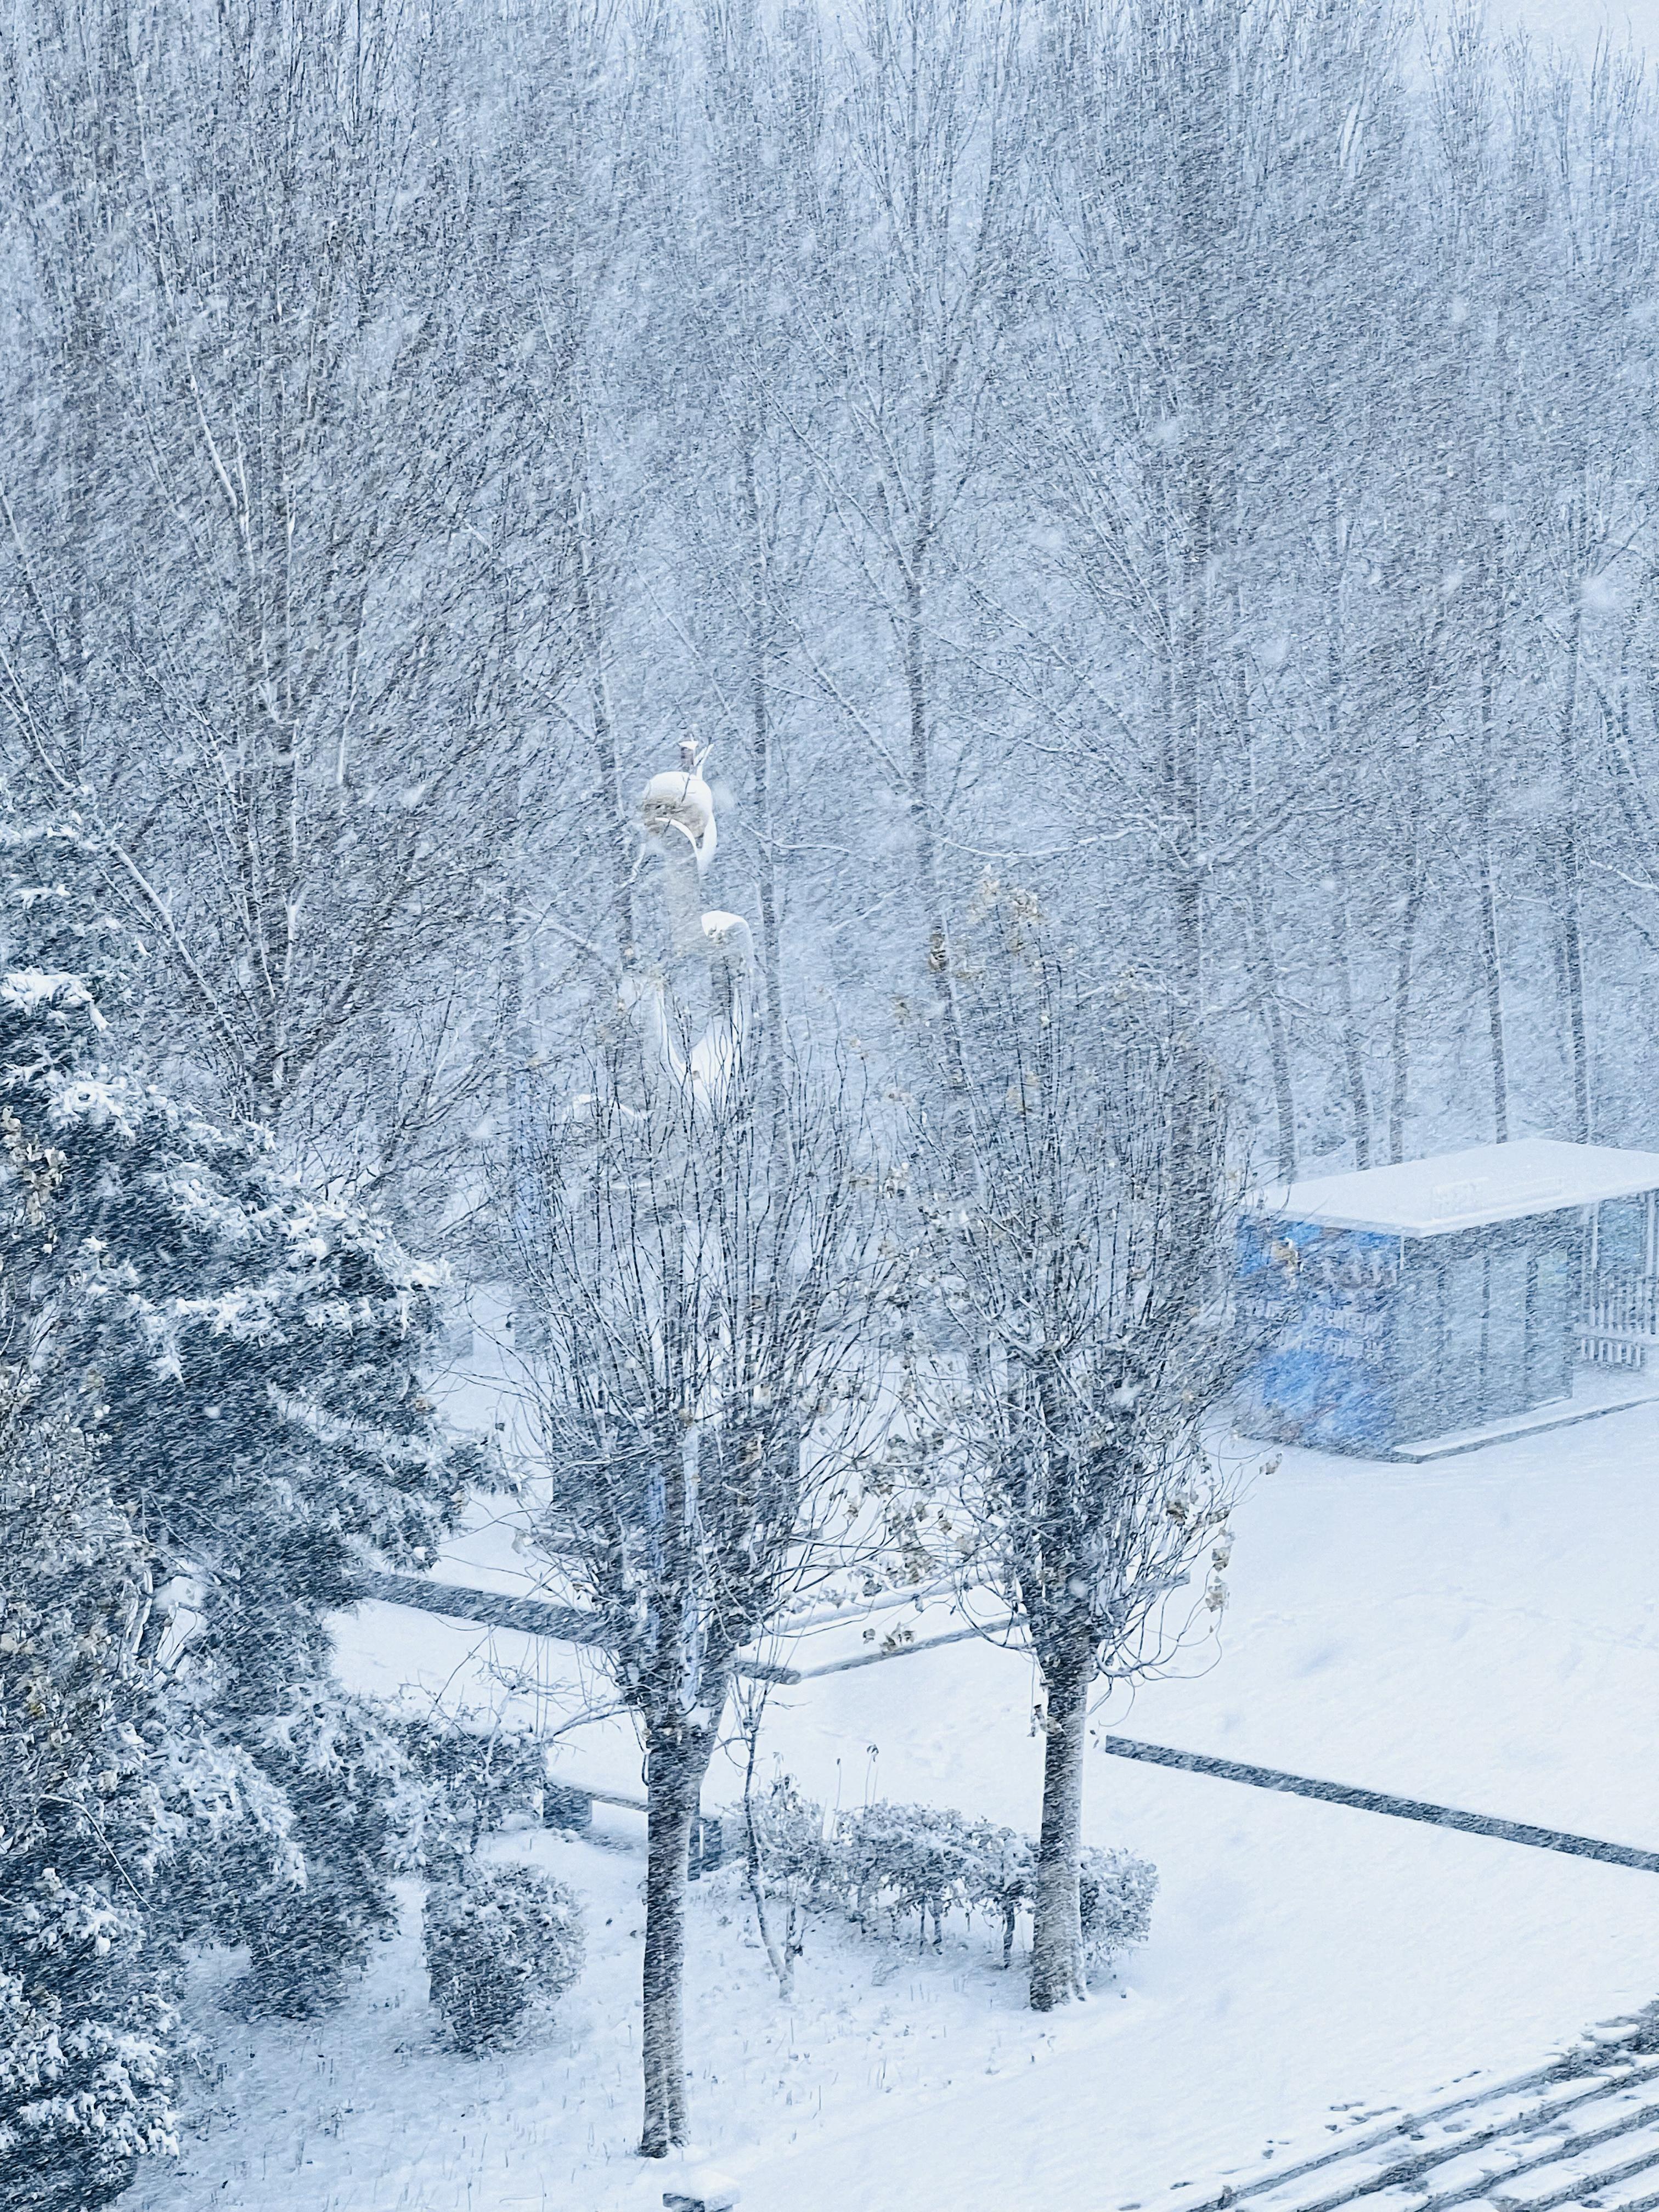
1579, 1265, 1659, 1368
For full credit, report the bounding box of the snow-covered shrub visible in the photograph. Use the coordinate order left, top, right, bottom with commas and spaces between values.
544, 1782, 594, 1835
715, 1793, 1156, 1977
0, 1971, 177, 2212
0, 1403, 180, 2208
402, 1719, 550, 1855
834, 1802, 983, 1949
738, 1778, 840, 1902
422, 1857, 585, 2053
212, 1689, 408, 2019
962, 1822, 1037, 1970
962, 1829, 1155, 1974
1079, 1847, 1158, 1968
721, 1777, 840, 1995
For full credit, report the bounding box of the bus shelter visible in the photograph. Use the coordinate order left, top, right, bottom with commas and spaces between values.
1235, 1137, 1659, 1456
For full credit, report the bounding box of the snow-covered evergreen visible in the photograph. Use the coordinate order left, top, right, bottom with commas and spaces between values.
0, 813, 489, 2029
0, 1404, 178, 2210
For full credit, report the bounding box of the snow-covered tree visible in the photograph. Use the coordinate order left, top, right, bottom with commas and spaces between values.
0, 810, 489, 2017
516, 1030, 876, 2154
0, 1401, 179, 2210
920, 907, 1238, 2009
0, 0, 586, 1214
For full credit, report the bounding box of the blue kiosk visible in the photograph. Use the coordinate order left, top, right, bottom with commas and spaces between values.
1236, 1138, 1659, 1457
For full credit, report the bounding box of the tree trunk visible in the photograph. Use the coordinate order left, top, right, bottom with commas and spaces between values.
1330, 834, 1370, 1169
1475, 537, 1509, 1143
639, 1729, 714, 2157
1226, 585, 1294, 1177
571, 454, 637, 969
1554, 597, 1591, 1143
742, 446, 788, 1101
741, 1705, 797, 2000
1388, 678, 1429, 1166
1245, 847, 1296, 1181
1320, 493, 1369, 1169
497, 617, 549, 1348
1387, 840, 1423, 1167
1473, 776, 1508, 1144
904, 511, 968, 1107
1030, 1645, 1092, 2012
1156, 441, 1212, 1234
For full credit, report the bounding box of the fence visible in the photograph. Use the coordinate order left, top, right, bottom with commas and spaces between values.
1579, 1266, 1659, 1369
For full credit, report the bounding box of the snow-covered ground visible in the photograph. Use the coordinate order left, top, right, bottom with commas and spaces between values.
132, 1392, 1659, 2212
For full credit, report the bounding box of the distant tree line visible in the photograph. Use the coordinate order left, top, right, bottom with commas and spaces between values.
4, 0, 1658, 1218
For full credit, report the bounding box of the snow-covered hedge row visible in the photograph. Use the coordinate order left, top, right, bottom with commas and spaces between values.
725, 1785, 1156, 1971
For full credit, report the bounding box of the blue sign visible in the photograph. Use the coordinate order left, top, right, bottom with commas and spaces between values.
1235, 1216, 1401, 1453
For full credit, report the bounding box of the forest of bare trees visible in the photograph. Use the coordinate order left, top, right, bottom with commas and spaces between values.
5, 0, 1656, 1220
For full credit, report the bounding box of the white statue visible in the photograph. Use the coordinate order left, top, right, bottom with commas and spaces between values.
628, 742, 753, 1109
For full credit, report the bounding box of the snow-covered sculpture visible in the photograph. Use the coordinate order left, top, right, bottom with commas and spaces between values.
639, 751, 717, 873
628, 741, 753, 1108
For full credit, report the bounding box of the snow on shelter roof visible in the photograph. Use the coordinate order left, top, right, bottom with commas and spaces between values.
1254, 1137, 1659, 1238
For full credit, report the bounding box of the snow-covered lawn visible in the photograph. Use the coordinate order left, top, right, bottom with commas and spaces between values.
132, 1400, 1659, 2212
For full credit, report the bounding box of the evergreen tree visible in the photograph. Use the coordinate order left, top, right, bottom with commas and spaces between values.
0, 1400, 179, 2210
0, 804, 490, 2015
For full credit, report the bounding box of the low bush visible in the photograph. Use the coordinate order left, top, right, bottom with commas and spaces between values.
717, 1791, 1155, 1974
729, 1777, 840, 1995
400, 1719, 550, 1854
422, 1855, 584, 2053
836, 1801, 980, 1950
740, 1777, 839, 1893
1080, 1846, 1158, 1966
962, 1822, 1036, 1968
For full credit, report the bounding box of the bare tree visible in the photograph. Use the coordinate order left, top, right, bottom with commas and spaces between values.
919, 901, 1239, 2010
787, 0, 1027, 1091
514, 1035, 877, 2155
0, 0, 555, 1170
649, 0, 833, 1078
1024, 0, 1313, 1044
514, 0, 702, 996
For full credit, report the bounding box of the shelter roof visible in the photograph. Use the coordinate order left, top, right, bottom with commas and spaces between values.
1254, 1137, 1659, 1238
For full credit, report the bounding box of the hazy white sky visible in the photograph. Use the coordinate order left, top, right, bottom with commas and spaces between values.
1491, 0, 1659, 52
